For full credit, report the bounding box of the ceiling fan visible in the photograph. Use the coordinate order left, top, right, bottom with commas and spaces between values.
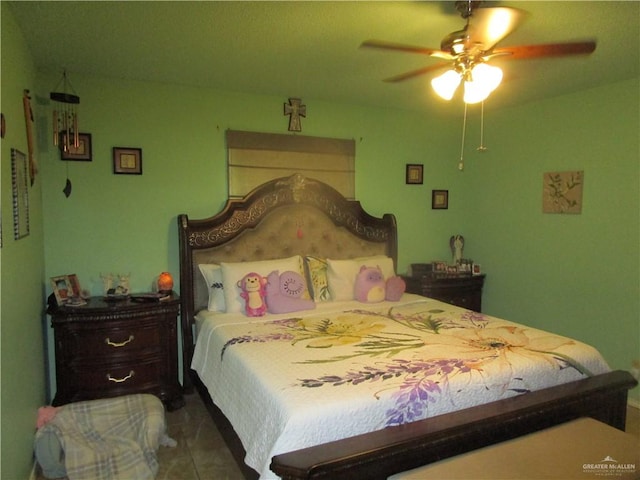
361, 0, 596, 104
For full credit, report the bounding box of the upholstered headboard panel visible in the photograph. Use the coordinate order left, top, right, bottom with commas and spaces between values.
189, 203, 391, 313
178, 174, 397, 390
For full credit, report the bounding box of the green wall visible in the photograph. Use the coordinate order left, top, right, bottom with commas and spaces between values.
1, 4, 47, 479
460, 78, 640, 401
36, 73, 465, 294
420, 83, 639, 392
2, 3, 638, 478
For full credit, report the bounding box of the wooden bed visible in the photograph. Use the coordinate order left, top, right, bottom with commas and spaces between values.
178, 173, 636, 480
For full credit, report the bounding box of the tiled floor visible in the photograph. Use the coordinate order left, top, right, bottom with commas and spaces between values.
157, 393, 244, 480
35, 393, 640, 480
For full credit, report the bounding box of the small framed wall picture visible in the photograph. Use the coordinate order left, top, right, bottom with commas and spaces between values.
406, 164, 424, 184
432, 189, 449, 209
60, 132, 92, 161
113, 147, 142, 175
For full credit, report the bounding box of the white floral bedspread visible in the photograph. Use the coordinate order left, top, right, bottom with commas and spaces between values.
191, 294, 610, 479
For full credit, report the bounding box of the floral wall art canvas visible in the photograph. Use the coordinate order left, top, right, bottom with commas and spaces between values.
543, 170, 584, 214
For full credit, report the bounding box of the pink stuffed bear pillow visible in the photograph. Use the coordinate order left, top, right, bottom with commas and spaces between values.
354, 265, 405, 303
266, 270, 316, 314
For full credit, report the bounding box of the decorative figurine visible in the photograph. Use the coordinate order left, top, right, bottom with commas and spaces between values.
100, 273, 114, 295
450, 235, 464, 265
115, 273, 130, 295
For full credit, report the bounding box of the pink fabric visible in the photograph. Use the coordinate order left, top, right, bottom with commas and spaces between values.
37, 406, 61, 429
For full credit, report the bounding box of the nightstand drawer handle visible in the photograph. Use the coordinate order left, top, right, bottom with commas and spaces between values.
105, 335, 134, 347
107, 370, 135, 383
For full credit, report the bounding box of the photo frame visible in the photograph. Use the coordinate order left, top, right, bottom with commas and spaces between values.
11, 148, 29, 239
405, 164, 424, 185
432, 261, 447, 273
67, 274, 82, 297
50, 275, 73, 306
432, 189, 449, 210
113, 147, 142, 175
60, 132, 92, 161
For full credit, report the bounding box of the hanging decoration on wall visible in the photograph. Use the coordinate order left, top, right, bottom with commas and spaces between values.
11, 148, 30, 239
284, 98, 306, 132
542, 170, 584, 214
50, 70, 80, 153
22, 90, 38, 185
62, 178, 72, 198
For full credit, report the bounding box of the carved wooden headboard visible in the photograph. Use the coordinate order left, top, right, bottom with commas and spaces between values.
177, 174, 397, 391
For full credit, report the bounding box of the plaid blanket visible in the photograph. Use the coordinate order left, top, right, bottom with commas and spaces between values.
35, 394, 166, 480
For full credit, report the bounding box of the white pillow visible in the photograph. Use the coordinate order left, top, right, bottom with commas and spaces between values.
326, 255, 396, 301
221, 256, 304, 313
198, 264, 225, 312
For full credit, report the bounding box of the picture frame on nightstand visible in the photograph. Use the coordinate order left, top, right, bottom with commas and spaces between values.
50, 275, 72, 306
433, 261, 447, 273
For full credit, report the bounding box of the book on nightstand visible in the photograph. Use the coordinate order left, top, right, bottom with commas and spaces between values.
130, 292, 171, 302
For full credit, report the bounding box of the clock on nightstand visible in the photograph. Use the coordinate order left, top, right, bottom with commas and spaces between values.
47, 294, 184, 410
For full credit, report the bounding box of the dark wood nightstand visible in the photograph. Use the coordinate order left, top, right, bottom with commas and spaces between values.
48, 294, 184, 410
402, 274, 486, 312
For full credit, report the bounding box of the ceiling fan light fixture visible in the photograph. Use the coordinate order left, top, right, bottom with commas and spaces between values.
463, 63, 502, 103
431, 69, 462, 100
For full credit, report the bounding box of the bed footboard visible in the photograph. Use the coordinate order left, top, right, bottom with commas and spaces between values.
271, 370, 637, 480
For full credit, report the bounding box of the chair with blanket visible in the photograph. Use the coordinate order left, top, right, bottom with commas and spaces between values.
34, 394, 174, 480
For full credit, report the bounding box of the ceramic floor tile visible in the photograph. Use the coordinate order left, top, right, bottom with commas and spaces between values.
190, 444, 245, 480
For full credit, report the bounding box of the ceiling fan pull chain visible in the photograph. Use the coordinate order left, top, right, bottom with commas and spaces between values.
459, 103, 468, 171
477, 101, 488, 152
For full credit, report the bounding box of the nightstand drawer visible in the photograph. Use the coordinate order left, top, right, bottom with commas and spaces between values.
440, 292, 480, 309
66, 357, 165, 400
403, 274, 485, 313
65, 324, 161, 359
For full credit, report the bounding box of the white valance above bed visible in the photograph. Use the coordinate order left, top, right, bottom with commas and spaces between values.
226, 130, 355, 199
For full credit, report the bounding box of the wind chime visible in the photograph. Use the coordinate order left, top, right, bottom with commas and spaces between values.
50, 71, 80, 197
50, 70, 80, 152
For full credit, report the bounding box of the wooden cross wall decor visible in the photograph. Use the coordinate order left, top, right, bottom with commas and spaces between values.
284, 98, 306, 132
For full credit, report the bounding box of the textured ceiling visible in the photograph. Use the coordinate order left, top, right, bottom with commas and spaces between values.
8, 1, 640, 116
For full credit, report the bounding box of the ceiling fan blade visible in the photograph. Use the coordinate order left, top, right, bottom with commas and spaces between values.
361, 40, 454, 60
383, 63, 450, 83
492, 41, 596, 60
466, 7, 528, 51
